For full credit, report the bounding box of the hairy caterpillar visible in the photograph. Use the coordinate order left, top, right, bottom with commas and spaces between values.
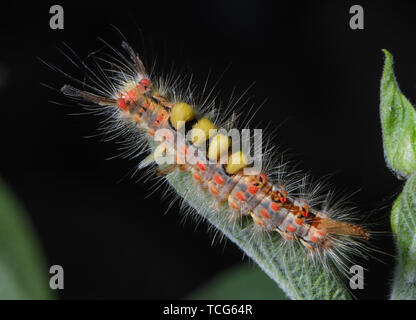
51, 35, 372, 296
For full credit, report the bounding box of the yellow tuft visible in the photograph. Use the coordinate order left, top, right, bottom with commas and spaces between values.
170, 102, 195, 129
208, 134, 230, 160
191, 118, 217, 146
226, 151, 248, 174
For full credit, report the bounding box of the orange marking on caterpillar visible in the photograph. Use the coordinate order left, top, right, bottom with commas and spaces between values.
214, 175, 224, 185
278, 185, 288, 202
294, 218, 303, 226
139, 78, 151, 88
193, 172, 201, 181
117, 98, 128, 111
210, 186, 219, 195
270, 202, 280, 212
156, 113, 164, 123
126, 89, 138, 102
229, 200, 239, 210
310, 235, 319, 243
197, 162, 206, 171
236, 191, 246, 202
247, 185, 259, 195
300, 201, 310, 217
287, 225, 296, 233
260, 208, 270, 219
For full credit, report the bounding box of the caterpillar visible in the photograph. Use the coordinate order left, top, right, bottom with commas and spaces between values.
53, 36, 372, 293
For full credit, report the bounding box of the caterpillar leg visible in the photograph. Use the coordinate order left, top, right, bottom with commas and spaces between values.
249, 211, 266, 228
299, 238, 314, 250
209, 200, 228, 211
274, 228, 295, 241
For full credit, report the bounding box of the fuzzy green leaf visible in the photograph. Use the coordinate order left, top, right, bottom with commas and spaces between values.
167, 170, 350, 300
390, 173, 416, 299
0, 179, 52, 299
188, 263, 288, 300
380, 50, 416, 178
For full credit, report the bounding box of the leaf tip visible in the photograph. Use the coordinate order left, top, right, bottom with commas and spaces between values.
382, 49, 391, 56
382, 49, 393, 66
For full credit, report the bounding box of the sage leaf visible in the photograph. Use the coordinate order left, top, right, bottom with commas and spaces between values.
188, 263, 288, 300
0, 179, 52, 299
380, 50, 416, 178
390, 173, 416, 299
167, 170, 351, 300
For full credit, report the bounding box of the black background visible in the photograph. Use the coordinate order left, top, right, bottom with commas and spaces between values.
0, 0, 413, 299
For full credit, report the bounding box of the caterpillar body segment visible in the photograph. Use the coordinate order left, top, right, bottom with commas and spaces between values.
60, 41, 370, 268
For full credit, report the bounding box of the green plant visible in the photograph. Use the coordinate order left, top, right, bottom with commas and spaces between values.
0, 178, 52, 299
381, 50, 416, 300
168, 171, 351, 300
